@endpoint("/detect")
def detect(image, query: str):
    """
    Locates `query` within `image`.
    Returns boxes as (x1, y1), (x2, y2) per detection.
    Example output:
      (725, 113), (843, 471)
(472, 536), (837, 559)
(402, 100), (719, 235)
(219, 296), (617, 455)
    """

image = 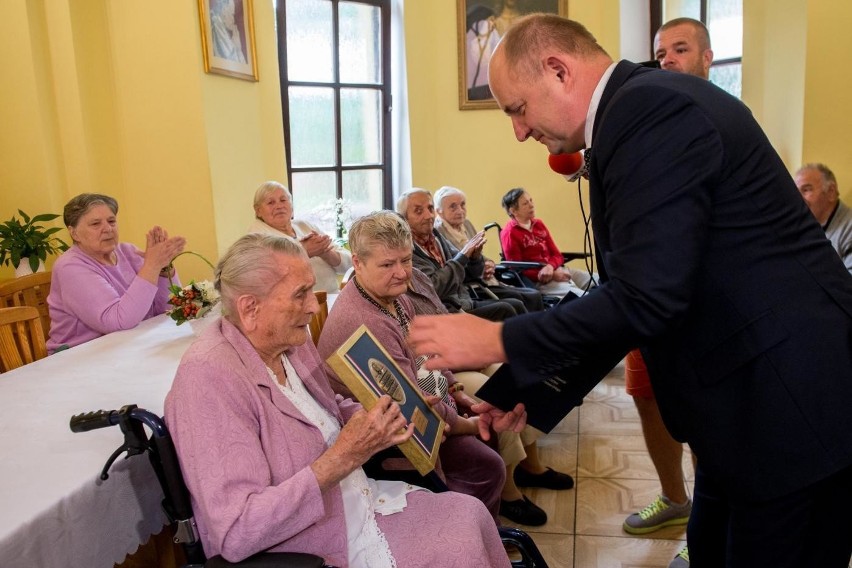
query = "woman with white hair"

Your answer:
(247, 181), (351, 293)
(434, 185), (543, 312)
(165, 233), (509, 567)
